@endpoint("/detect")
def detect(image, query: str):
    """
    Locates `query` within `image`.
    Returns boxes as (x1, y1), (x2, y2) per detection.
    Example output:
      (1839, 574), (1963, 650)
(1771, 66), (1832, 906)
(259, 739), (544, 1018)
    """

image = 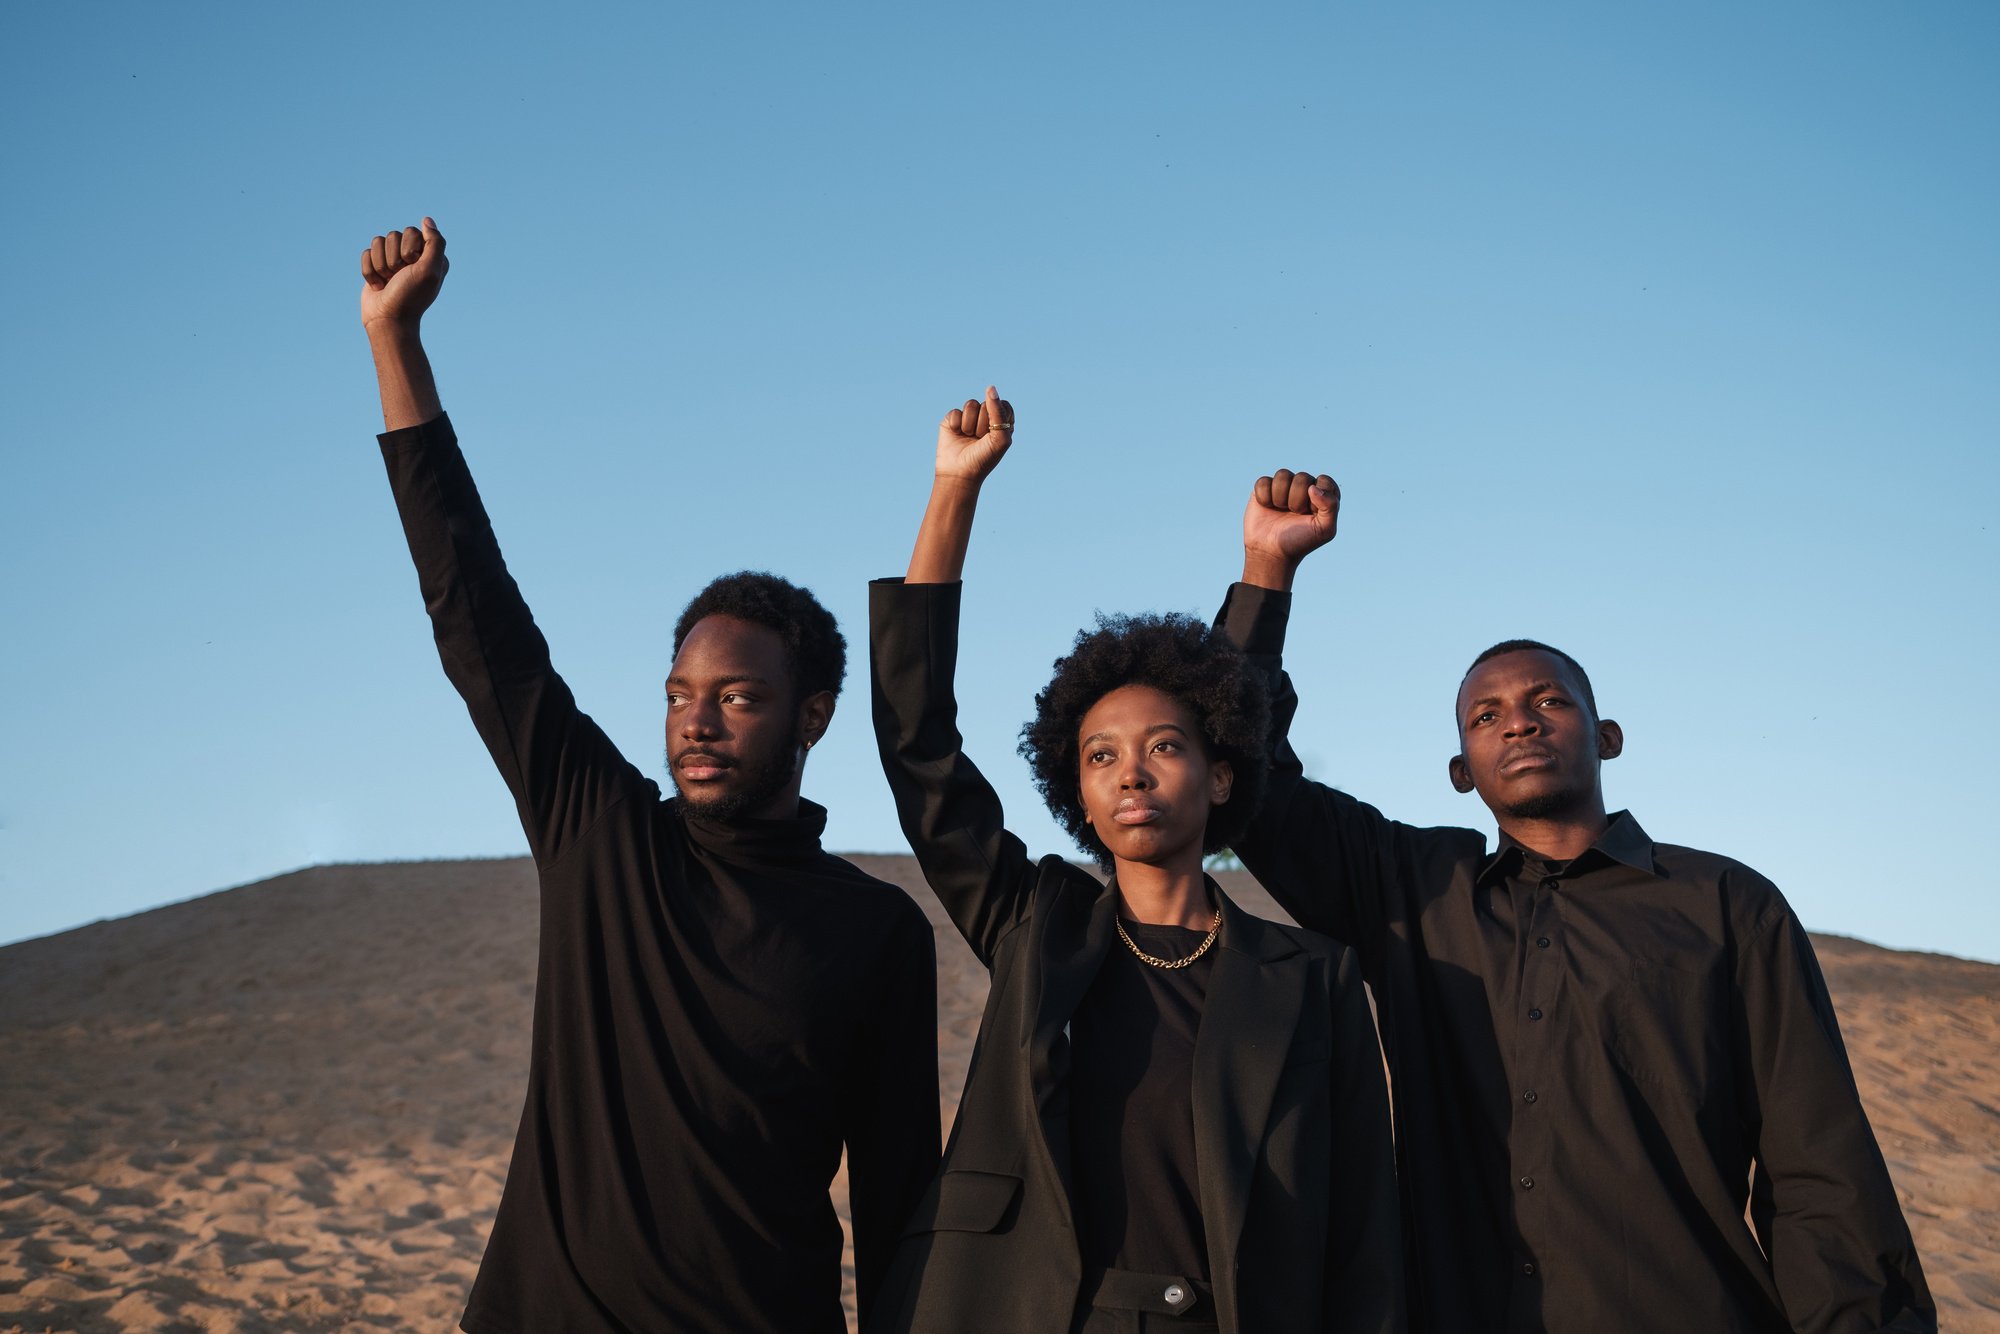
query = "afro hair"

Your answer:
(1018, 611), (1270, 870)
(671, 571), (847, 701)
